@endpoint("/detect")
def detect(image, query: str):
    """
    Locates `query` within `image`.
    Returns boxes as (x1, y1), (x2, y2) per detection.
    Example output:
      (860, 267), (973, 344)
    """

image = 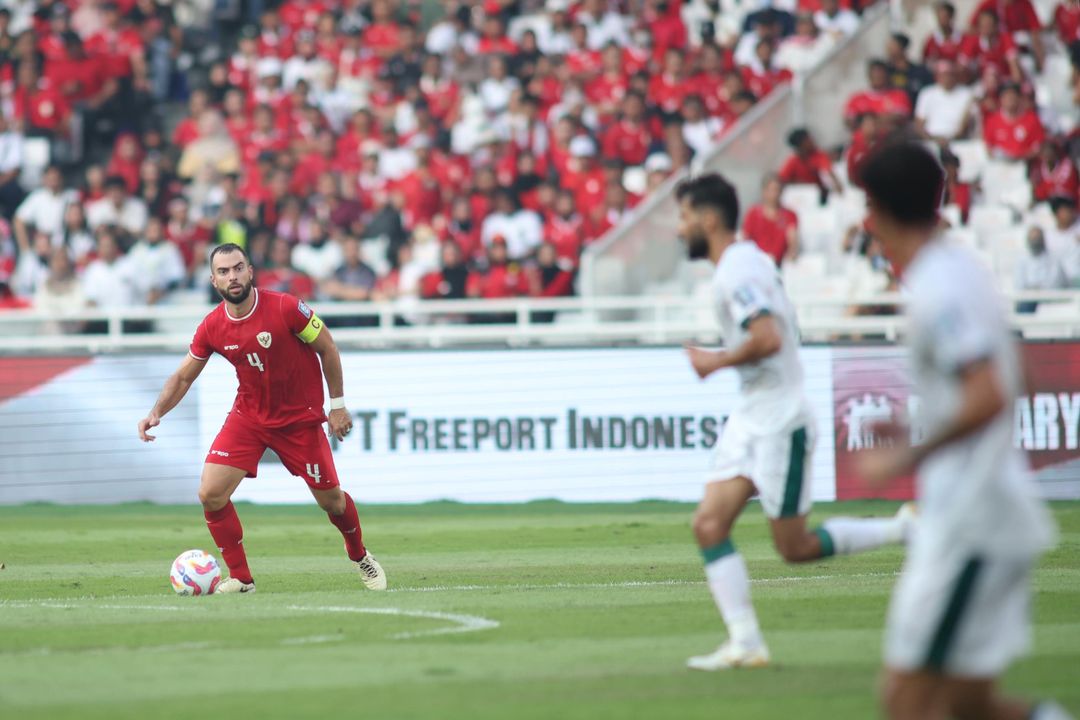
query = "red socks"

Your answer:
(204, 502), (253, 584)
(328, 492), (367, 562)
